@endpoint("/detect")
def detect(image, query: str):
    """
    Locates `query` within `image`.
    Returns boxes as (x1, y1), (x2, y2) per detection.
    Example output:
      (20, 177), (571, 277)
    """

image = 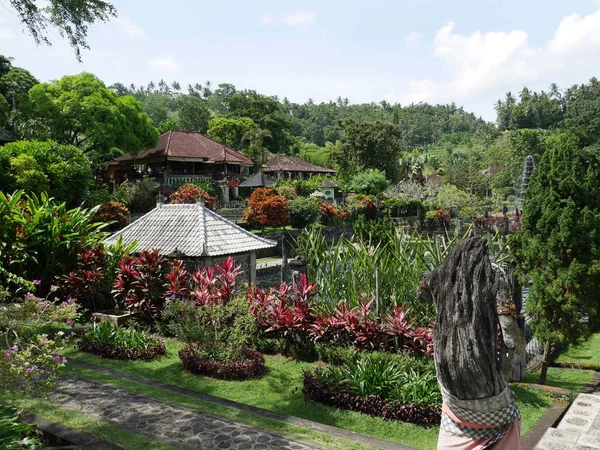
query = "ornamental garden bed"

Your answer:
(178, 347), (265, 381)
(77, 322), (165, 361)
